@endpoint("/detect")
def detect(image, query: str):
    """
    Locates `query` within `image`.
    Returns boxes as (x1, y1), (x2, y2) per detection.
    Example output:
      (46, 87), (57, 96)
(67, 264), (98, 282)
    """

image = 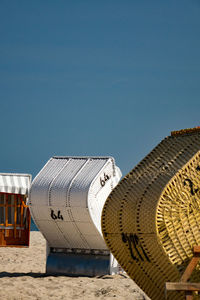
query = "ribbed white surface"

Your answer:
(29, 156), (121, 250)
(0, 173), (31, 195)
(50, 158), (88, 207)
(29, 159), (67, 206)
